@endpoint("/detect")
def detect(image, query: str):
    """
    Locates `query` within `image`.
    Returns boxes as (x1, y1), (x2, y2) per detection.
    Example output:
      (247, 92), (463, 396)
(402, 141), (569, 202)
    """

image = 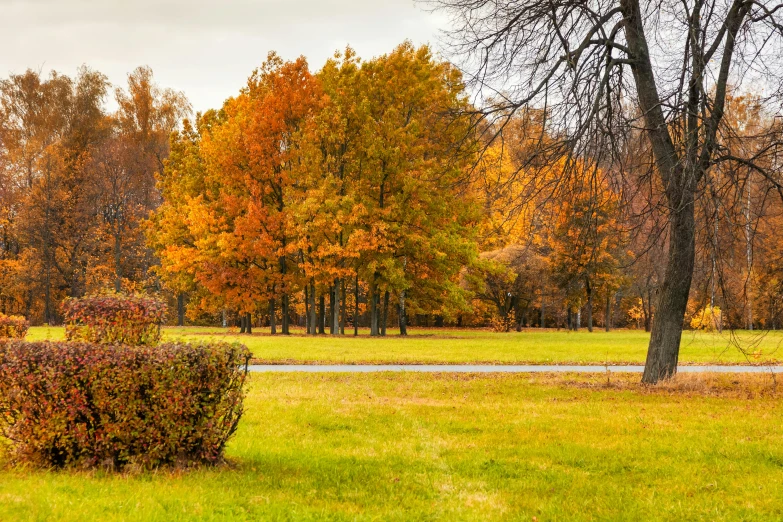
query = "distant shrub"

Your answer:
(0, 314), (29, 339)
(690, 306), (723, 331)
(62, 294), (167, 345)
(0, 340), (251, 470)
